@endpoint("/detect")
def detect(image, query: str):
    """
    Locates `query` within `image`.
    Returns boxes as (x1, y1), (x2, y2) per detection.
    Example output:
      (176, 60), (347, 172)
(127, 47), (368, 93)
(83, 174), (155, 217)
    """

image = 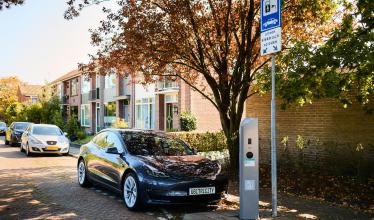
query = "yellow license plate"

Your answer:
(46, 146), (59, 150)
